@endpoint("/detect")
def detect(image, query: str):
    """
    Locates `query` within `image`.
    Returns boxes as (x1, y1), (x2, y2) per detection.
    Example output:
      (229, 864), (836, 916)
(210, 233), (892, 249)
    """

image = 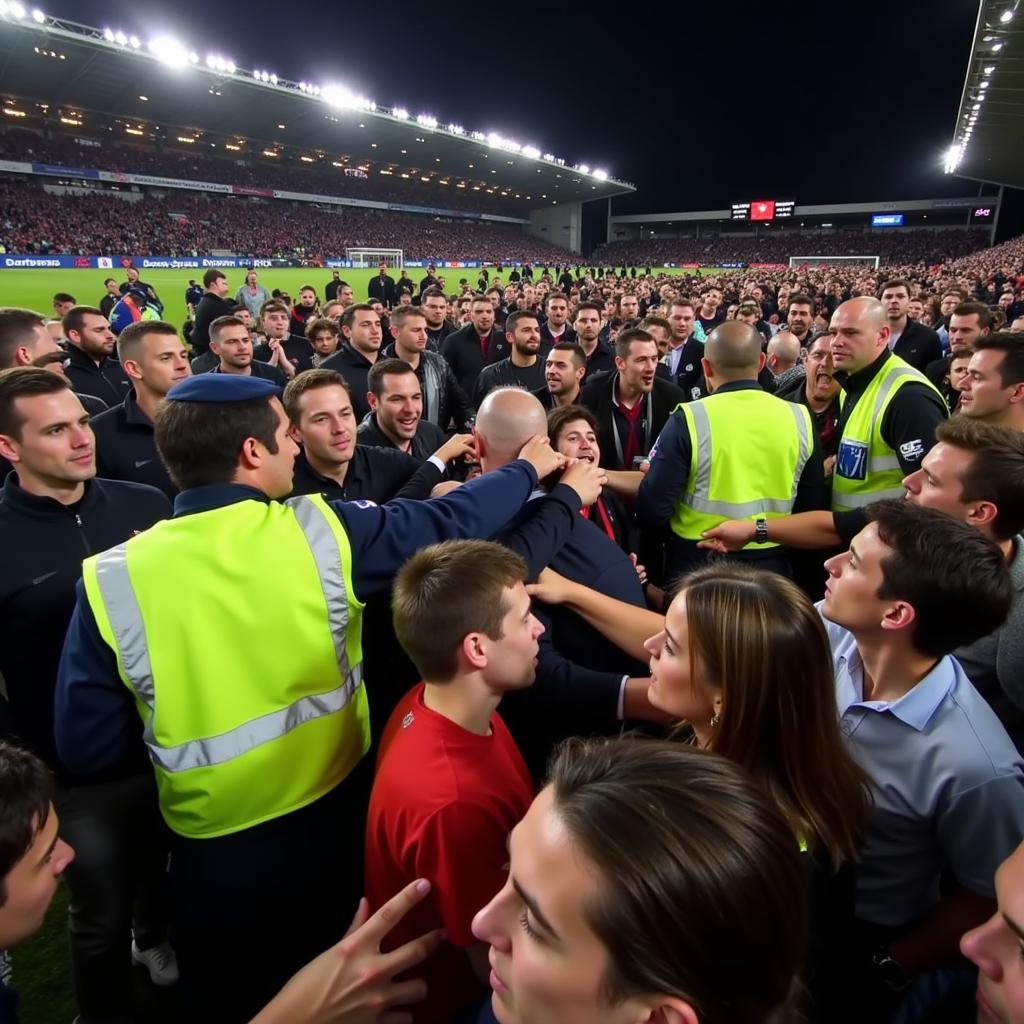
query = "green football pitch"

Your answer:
(1, 265), (724, 331)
